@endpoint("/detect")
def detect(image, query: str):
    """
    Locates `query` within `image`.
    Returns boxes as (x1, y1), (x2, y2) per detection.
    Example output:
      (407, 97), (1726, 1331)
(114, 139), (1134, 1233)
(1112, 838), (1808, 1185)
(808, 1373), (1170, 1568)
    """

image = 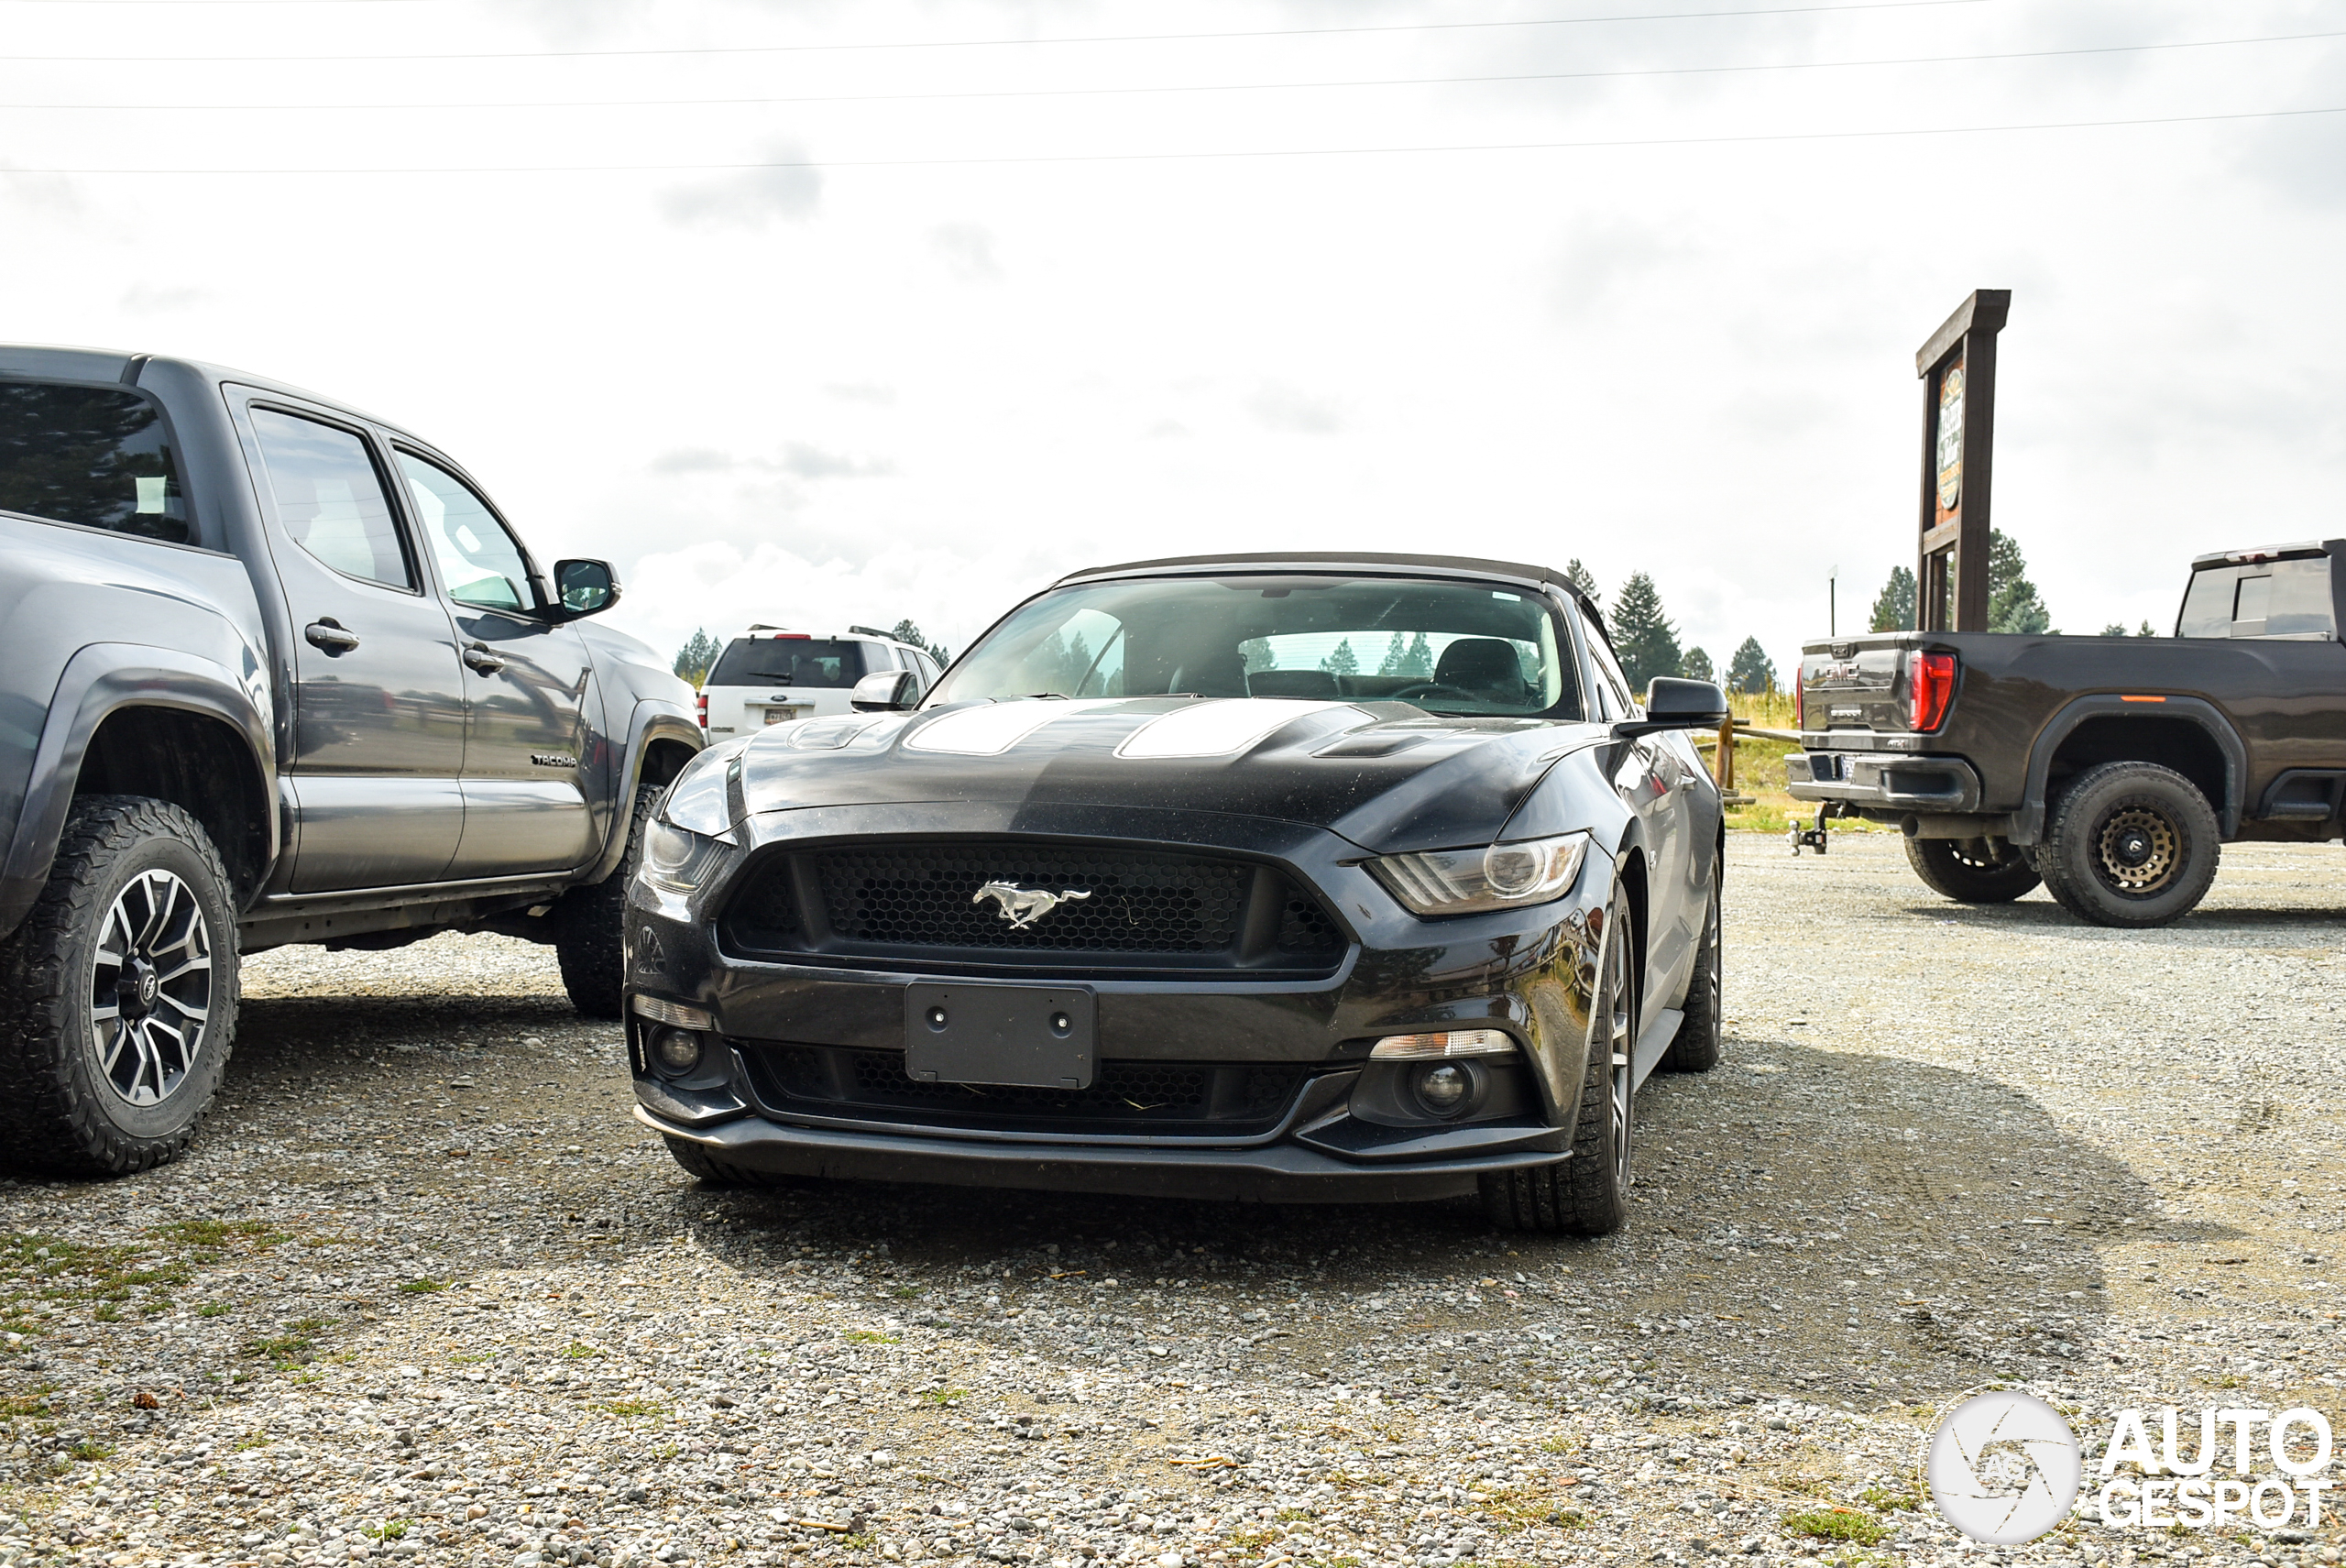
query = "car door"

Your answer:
(1579, 609), (1694, 1012)
(393, 448), (597, 879)
(236, 396), (468, 892)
